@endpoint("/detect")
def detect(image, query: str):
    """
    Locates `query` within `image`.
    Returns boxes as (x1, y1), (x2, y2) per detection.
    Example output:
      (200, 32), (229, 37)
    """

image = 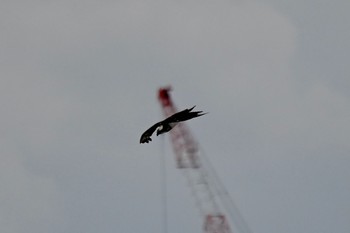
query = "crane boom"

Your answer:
(158, 87), (232, 233)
